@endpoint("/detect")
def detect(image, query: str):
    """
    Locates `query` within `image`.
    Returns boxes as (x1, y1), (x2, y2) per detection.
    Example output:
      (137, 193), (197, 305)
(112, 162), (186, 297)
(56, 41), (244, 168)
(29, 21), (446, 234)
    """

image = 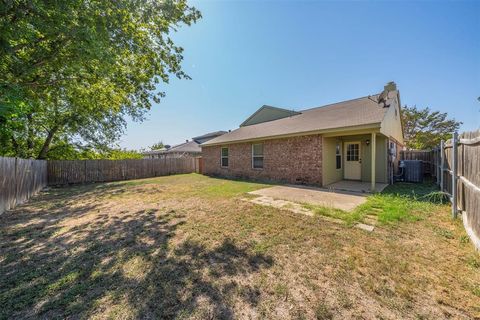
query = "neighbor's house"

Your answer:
(201, 82), (404, 191)
(143, 131), (227, 159)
